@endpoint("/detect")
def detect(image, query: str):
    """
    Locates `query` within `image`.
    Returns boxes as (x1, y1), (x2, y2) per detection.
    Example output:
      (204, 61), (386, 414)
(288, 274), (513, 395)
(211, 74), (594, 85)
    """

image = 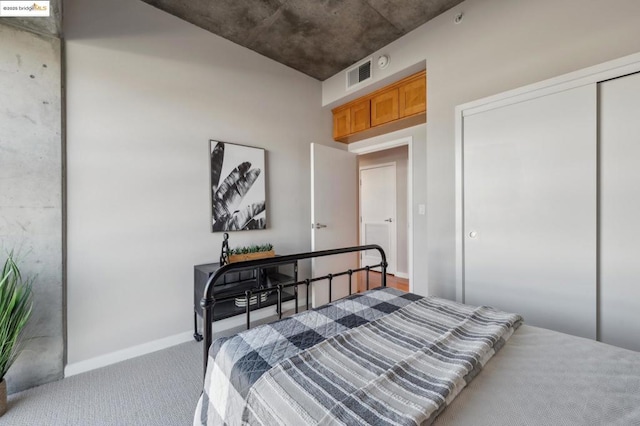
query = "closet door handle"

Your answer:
(384, 218), (393, 223)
